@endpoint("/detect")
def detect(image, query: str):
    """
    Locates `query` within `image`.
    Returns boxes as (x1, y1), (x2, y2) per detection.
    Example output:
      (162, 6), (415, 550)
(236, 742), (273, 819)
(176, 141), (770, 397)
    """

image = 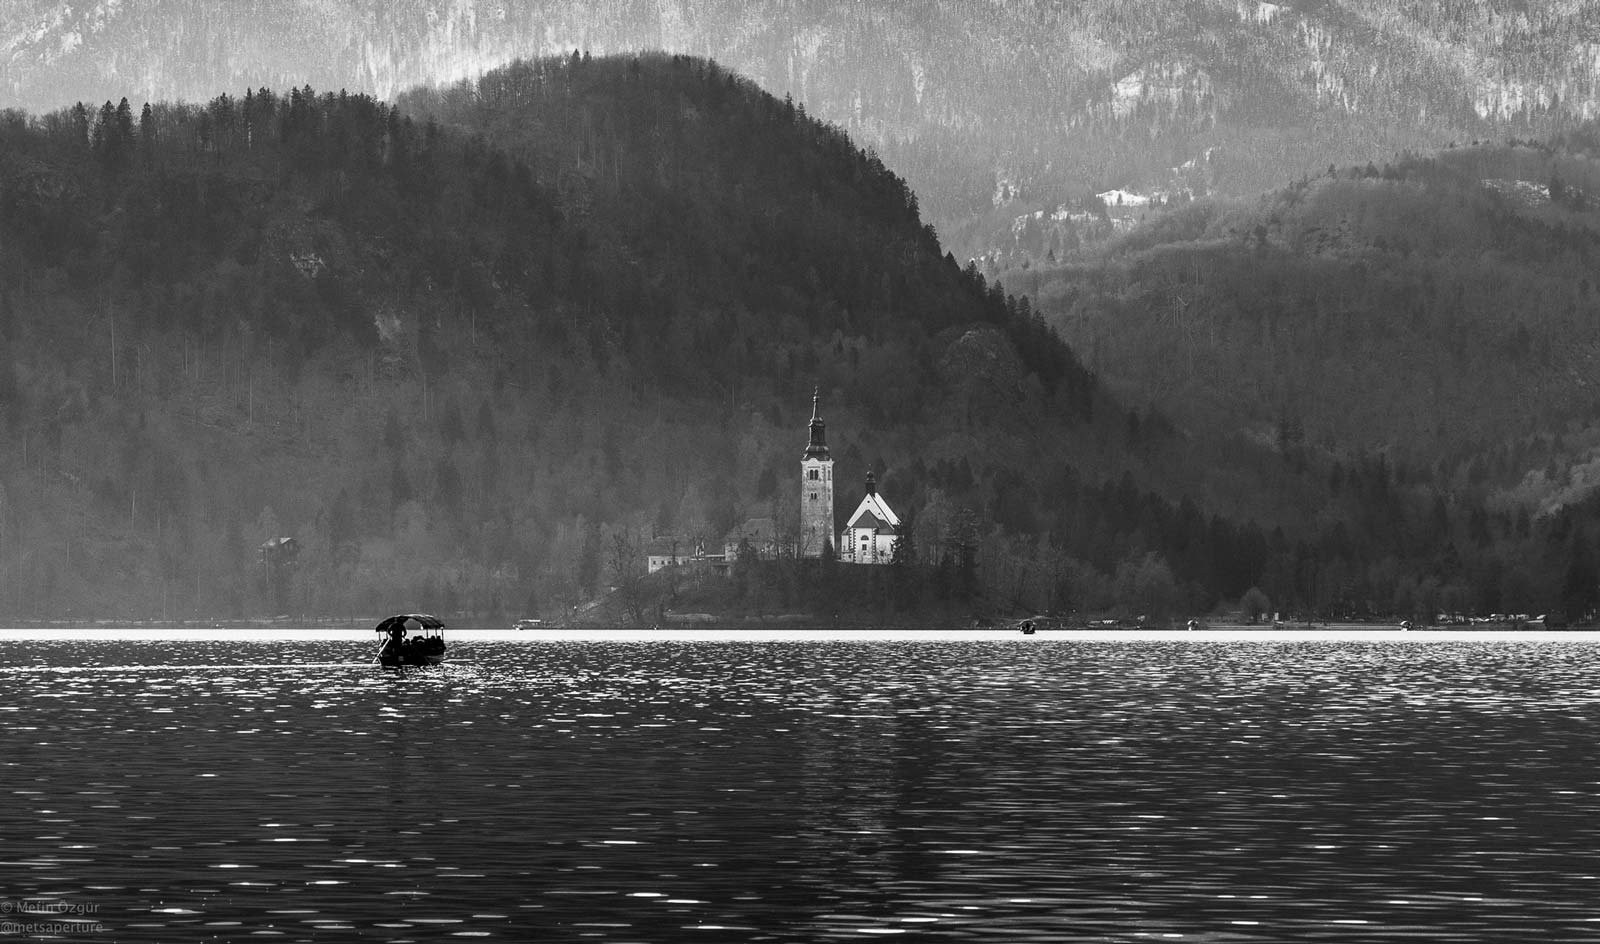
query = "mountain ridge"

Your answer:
(6, 0), (1600, 258)
(998, 134), (1600, 508)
